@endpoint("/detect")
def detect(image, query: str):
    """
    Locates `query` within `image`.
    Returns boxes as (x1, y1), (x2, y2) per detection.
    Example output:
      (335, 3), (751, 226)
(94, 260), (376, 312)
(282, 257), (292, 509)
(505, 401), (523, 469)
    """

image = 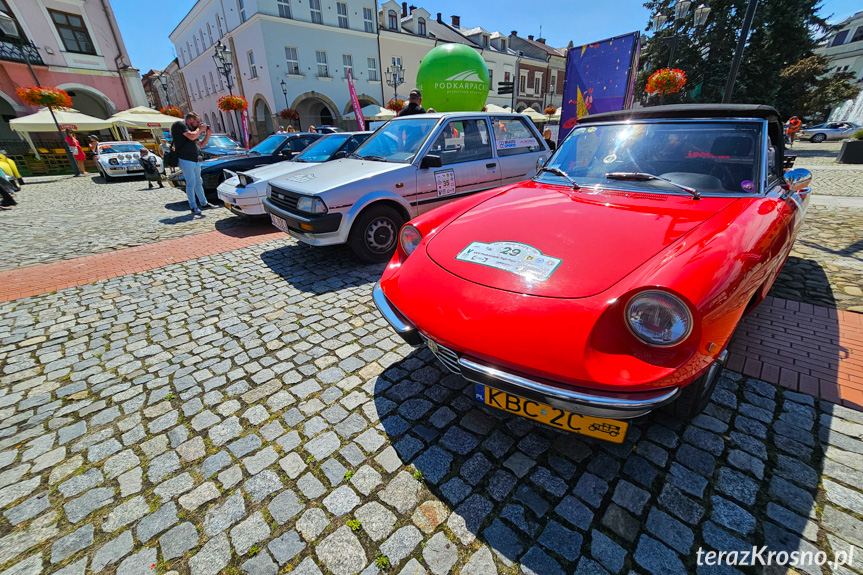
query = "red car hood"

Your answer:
(426, 182), (739, 298)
